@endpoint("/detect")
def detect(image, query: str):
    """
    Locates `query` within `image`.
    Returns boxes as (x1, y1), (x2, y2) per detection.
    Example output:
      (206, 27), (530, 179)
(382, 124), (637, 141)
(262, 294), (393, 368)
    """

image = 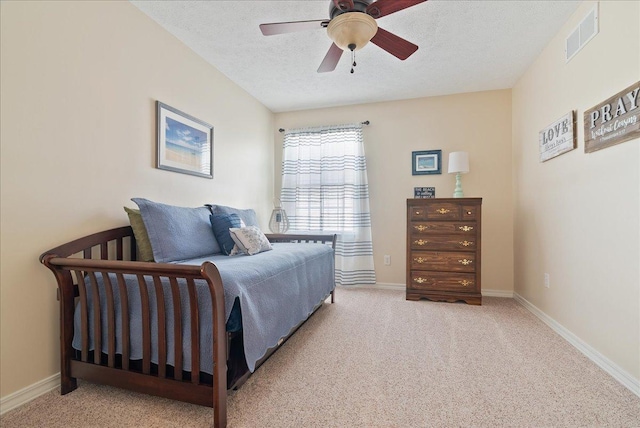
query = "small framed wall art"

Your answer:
(156, 101), (214, 179)
(414, 187), (435, 198)
(412, 150), (442, 175)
